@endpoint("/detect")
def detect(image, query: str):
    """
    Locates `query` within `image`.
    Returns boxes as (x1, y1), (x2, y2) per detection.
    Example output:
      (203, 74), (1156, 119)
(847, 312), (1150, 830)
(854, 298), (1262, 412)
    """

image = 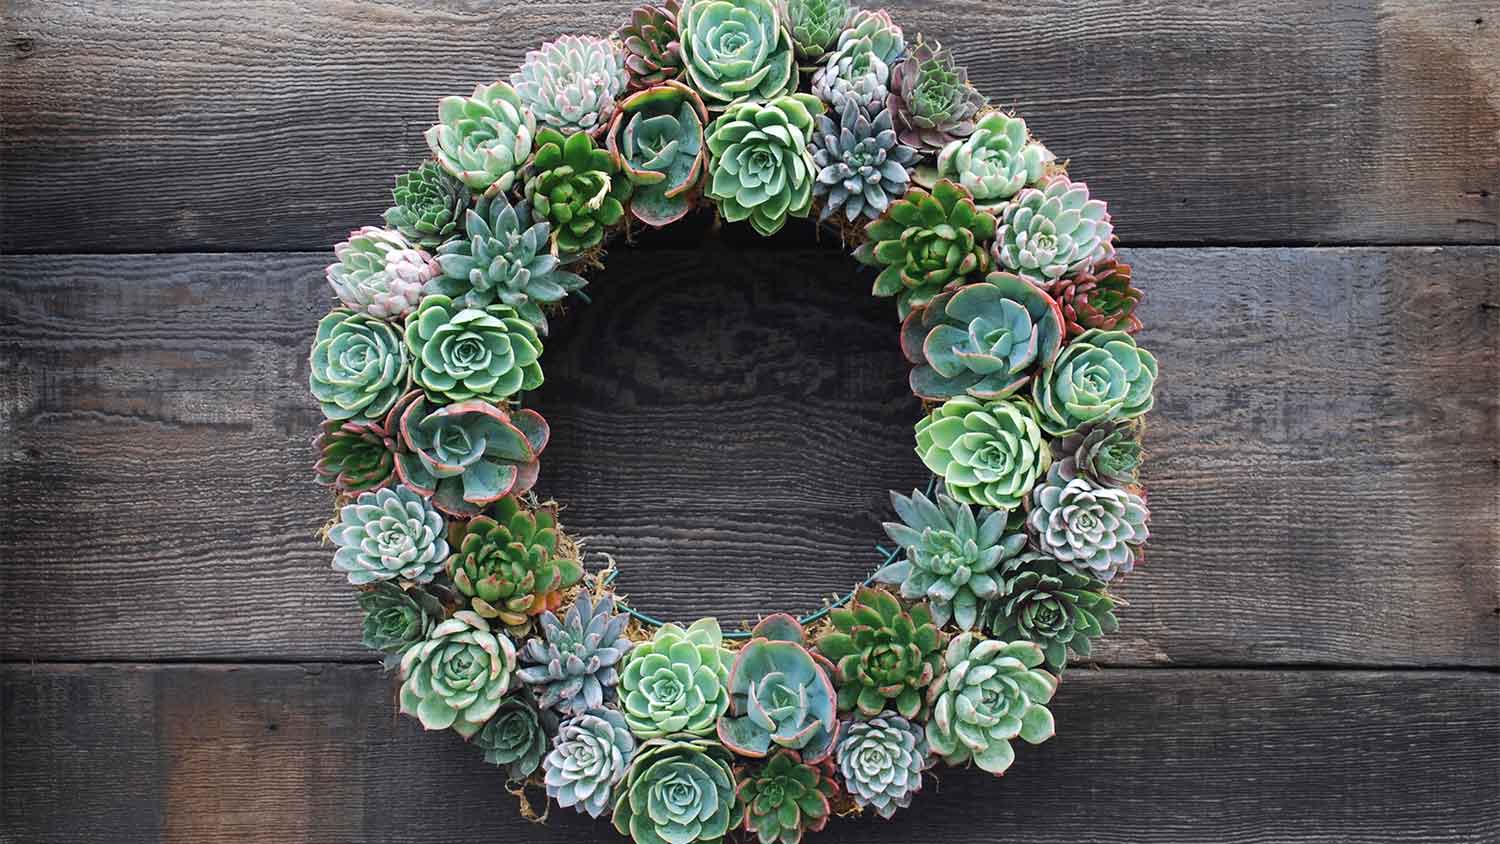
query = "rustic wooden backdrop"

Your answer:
(2, 1), (1497, 842)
